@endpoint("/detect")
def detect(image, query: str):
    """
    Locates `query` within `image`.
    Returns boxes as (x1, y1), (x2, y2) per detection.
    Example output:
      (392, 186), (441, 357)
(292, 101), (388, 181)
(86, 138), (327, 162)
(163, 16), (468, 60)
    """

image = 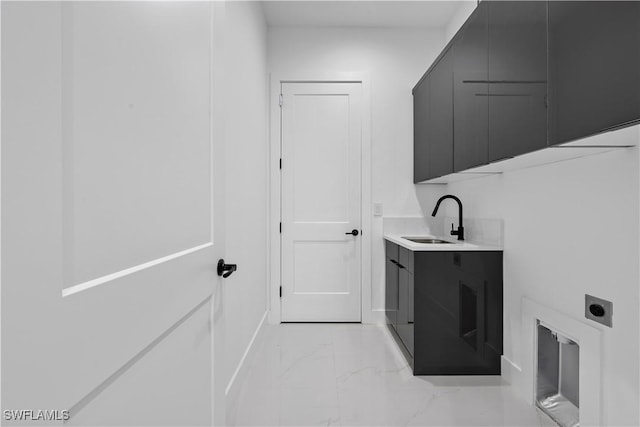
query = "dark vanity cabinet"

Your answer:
(413, 250), (503, 375)
(385, 240), (503, 375)
(548, 1), (640, 145)
(487, 1), (548, 162)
